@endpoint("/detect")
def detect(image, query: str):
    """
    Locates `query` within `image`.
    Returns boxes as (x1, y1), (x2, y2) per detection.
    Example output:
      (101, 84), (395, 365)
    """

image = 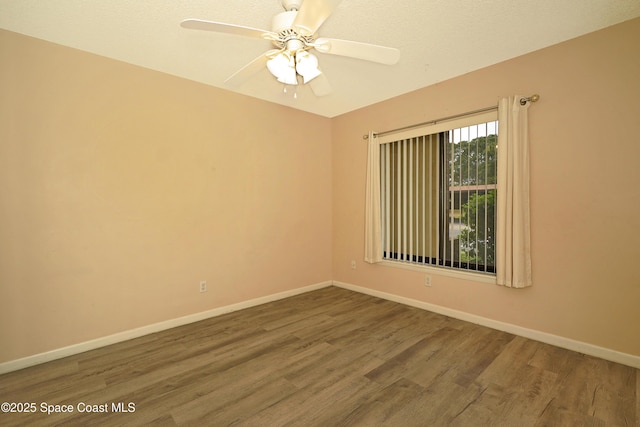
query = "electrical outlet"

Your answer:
(351, 260), (356, 270)
(199, 281), (207, 293)
(424, 275), (432, 287)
